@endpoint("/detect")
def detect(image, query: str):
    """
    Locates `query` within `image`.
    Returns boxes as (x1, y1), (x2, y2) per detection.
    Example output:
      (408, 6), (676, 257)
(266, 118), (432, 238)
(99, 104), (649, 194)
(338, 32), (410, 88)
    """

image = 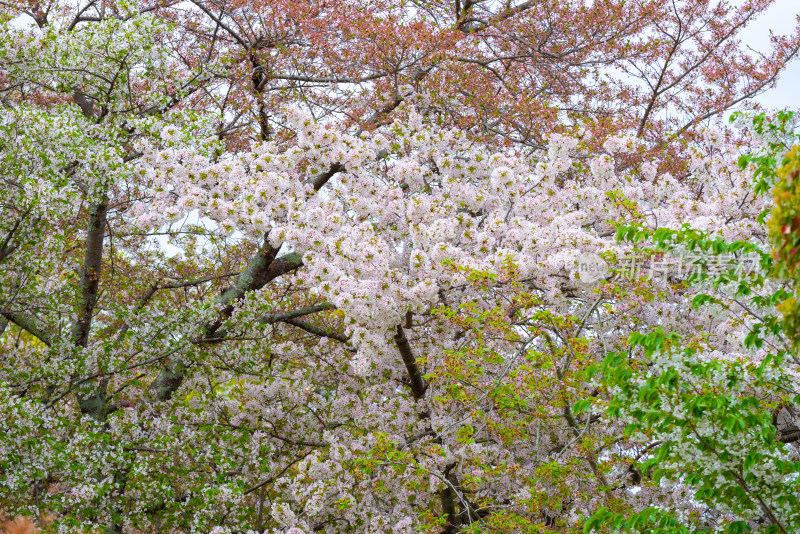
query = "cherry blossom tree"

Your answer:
(1, 0), (799, 532)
